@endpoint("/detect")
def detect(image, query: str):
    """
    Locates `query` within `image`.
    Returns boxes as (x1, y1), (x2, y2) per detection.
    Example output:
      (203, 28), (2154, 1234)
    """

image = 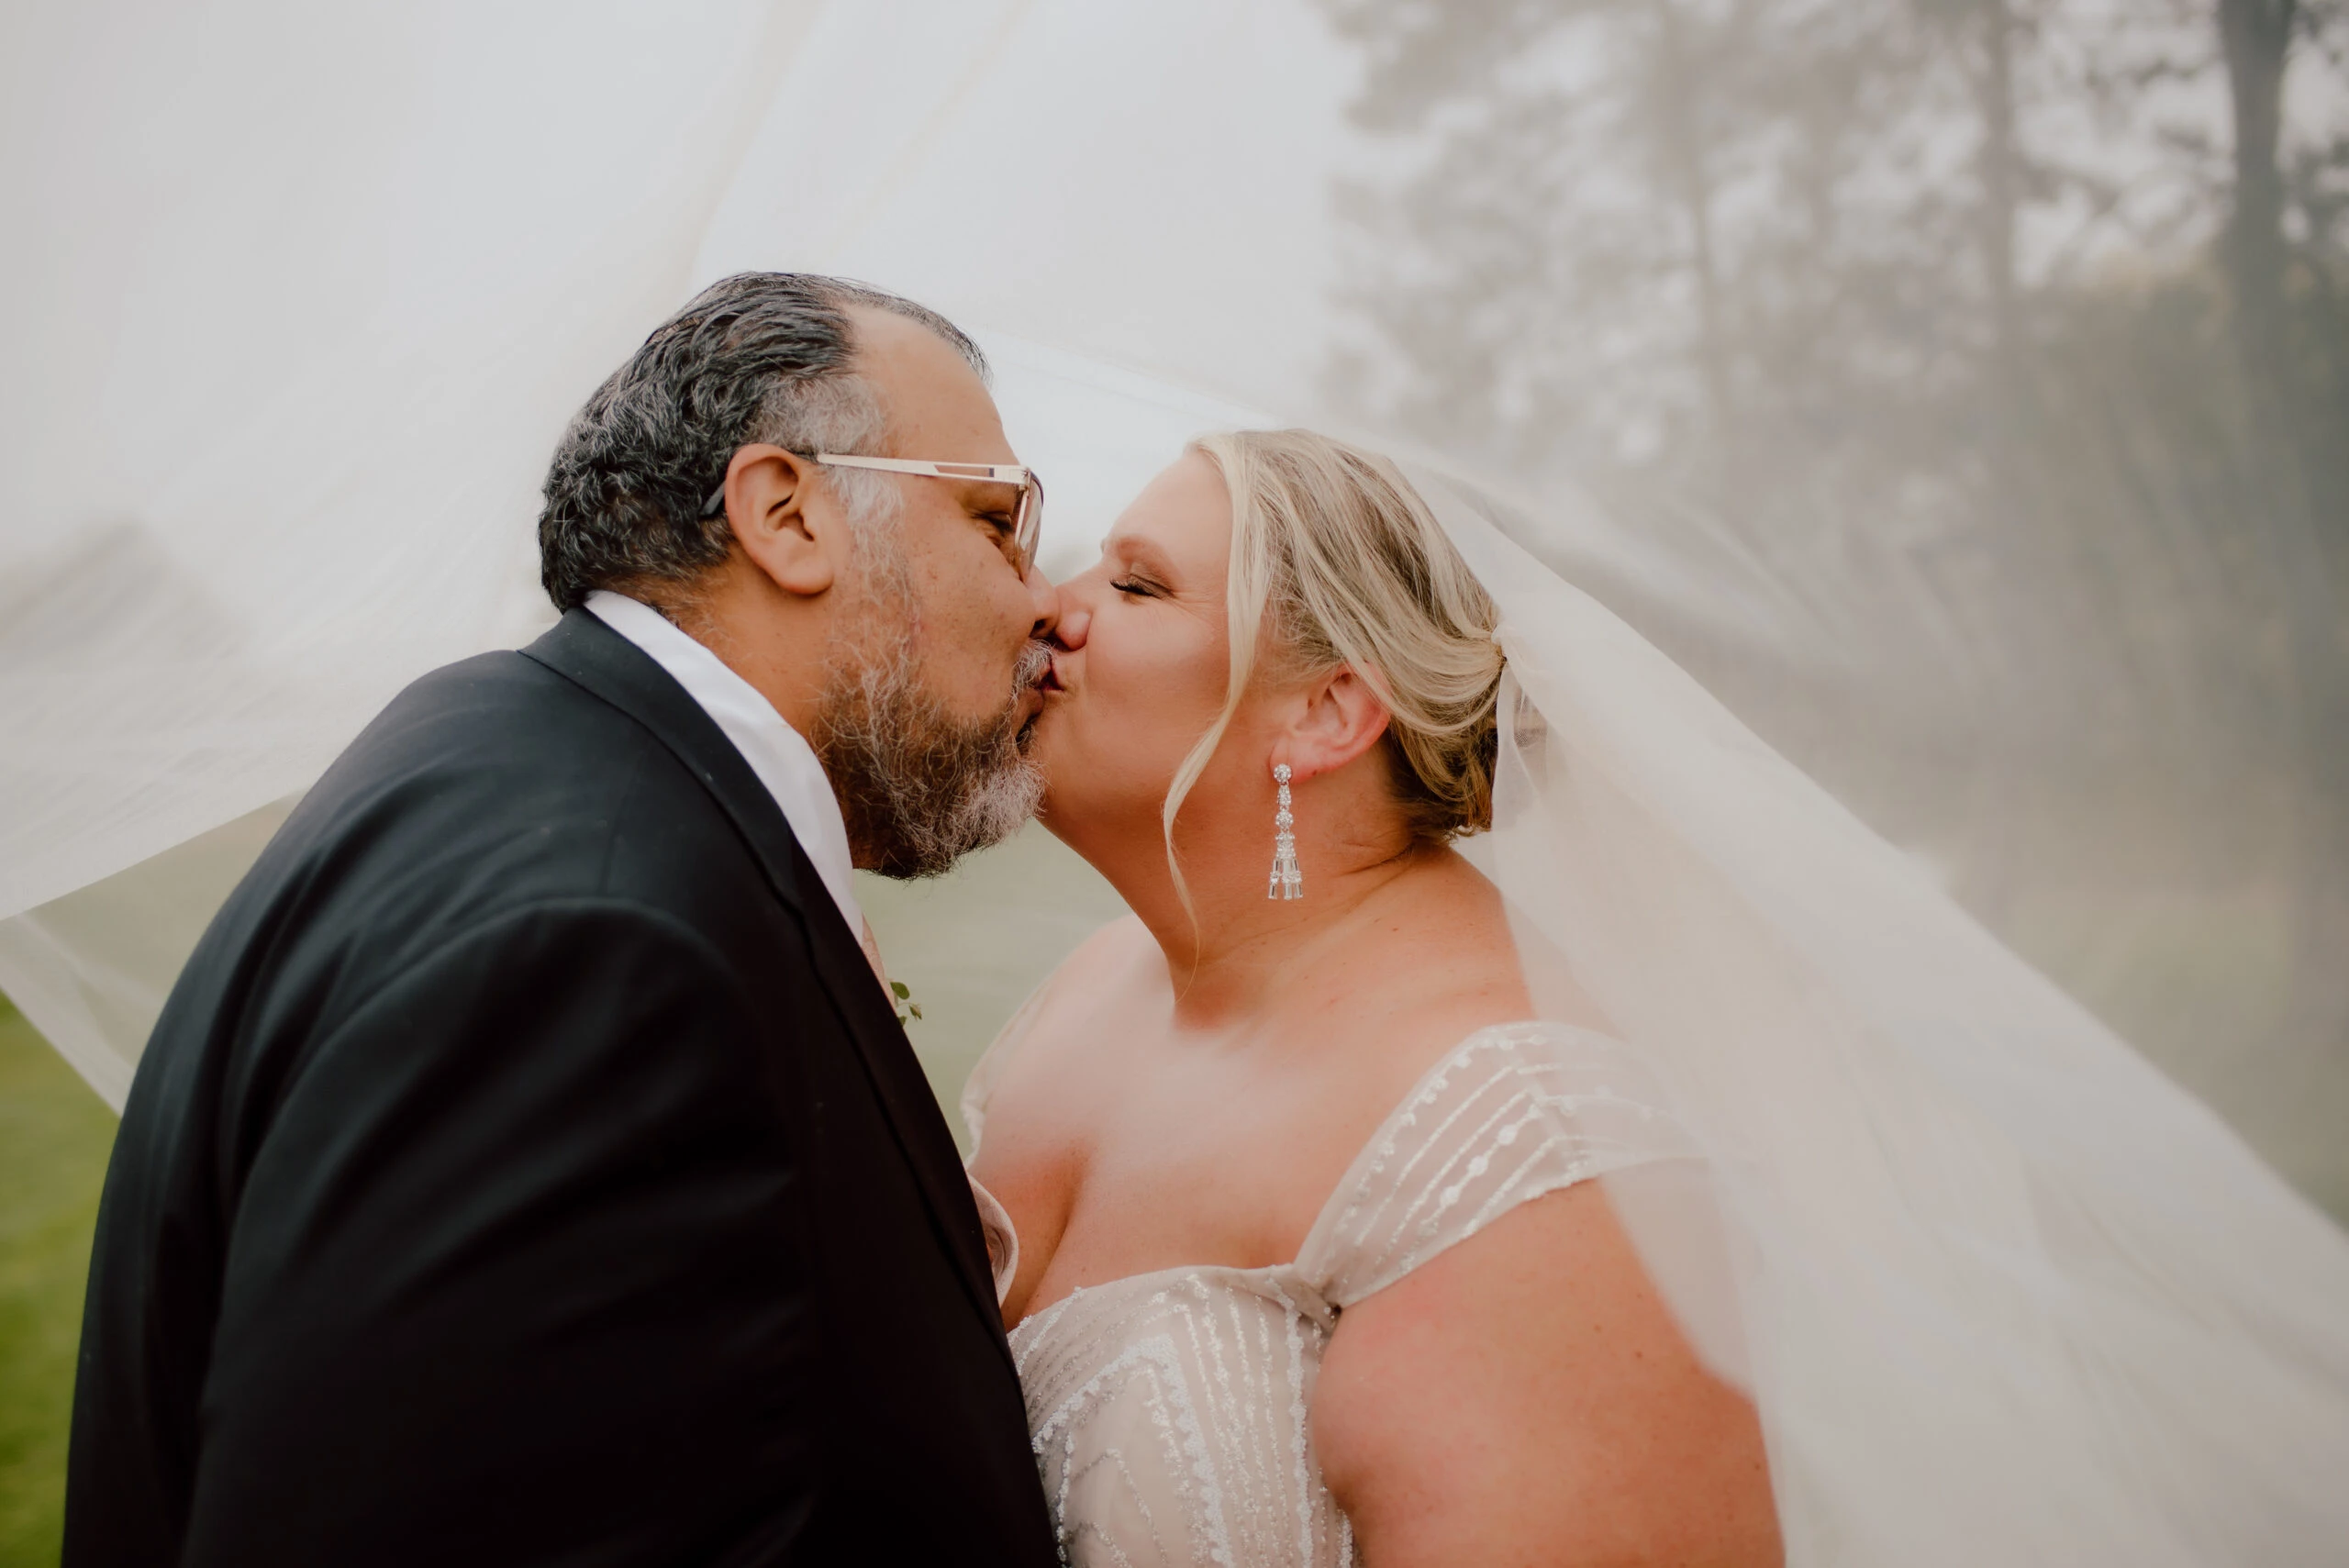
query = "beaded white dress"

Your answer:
(962, 1019), (1683, 1568)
